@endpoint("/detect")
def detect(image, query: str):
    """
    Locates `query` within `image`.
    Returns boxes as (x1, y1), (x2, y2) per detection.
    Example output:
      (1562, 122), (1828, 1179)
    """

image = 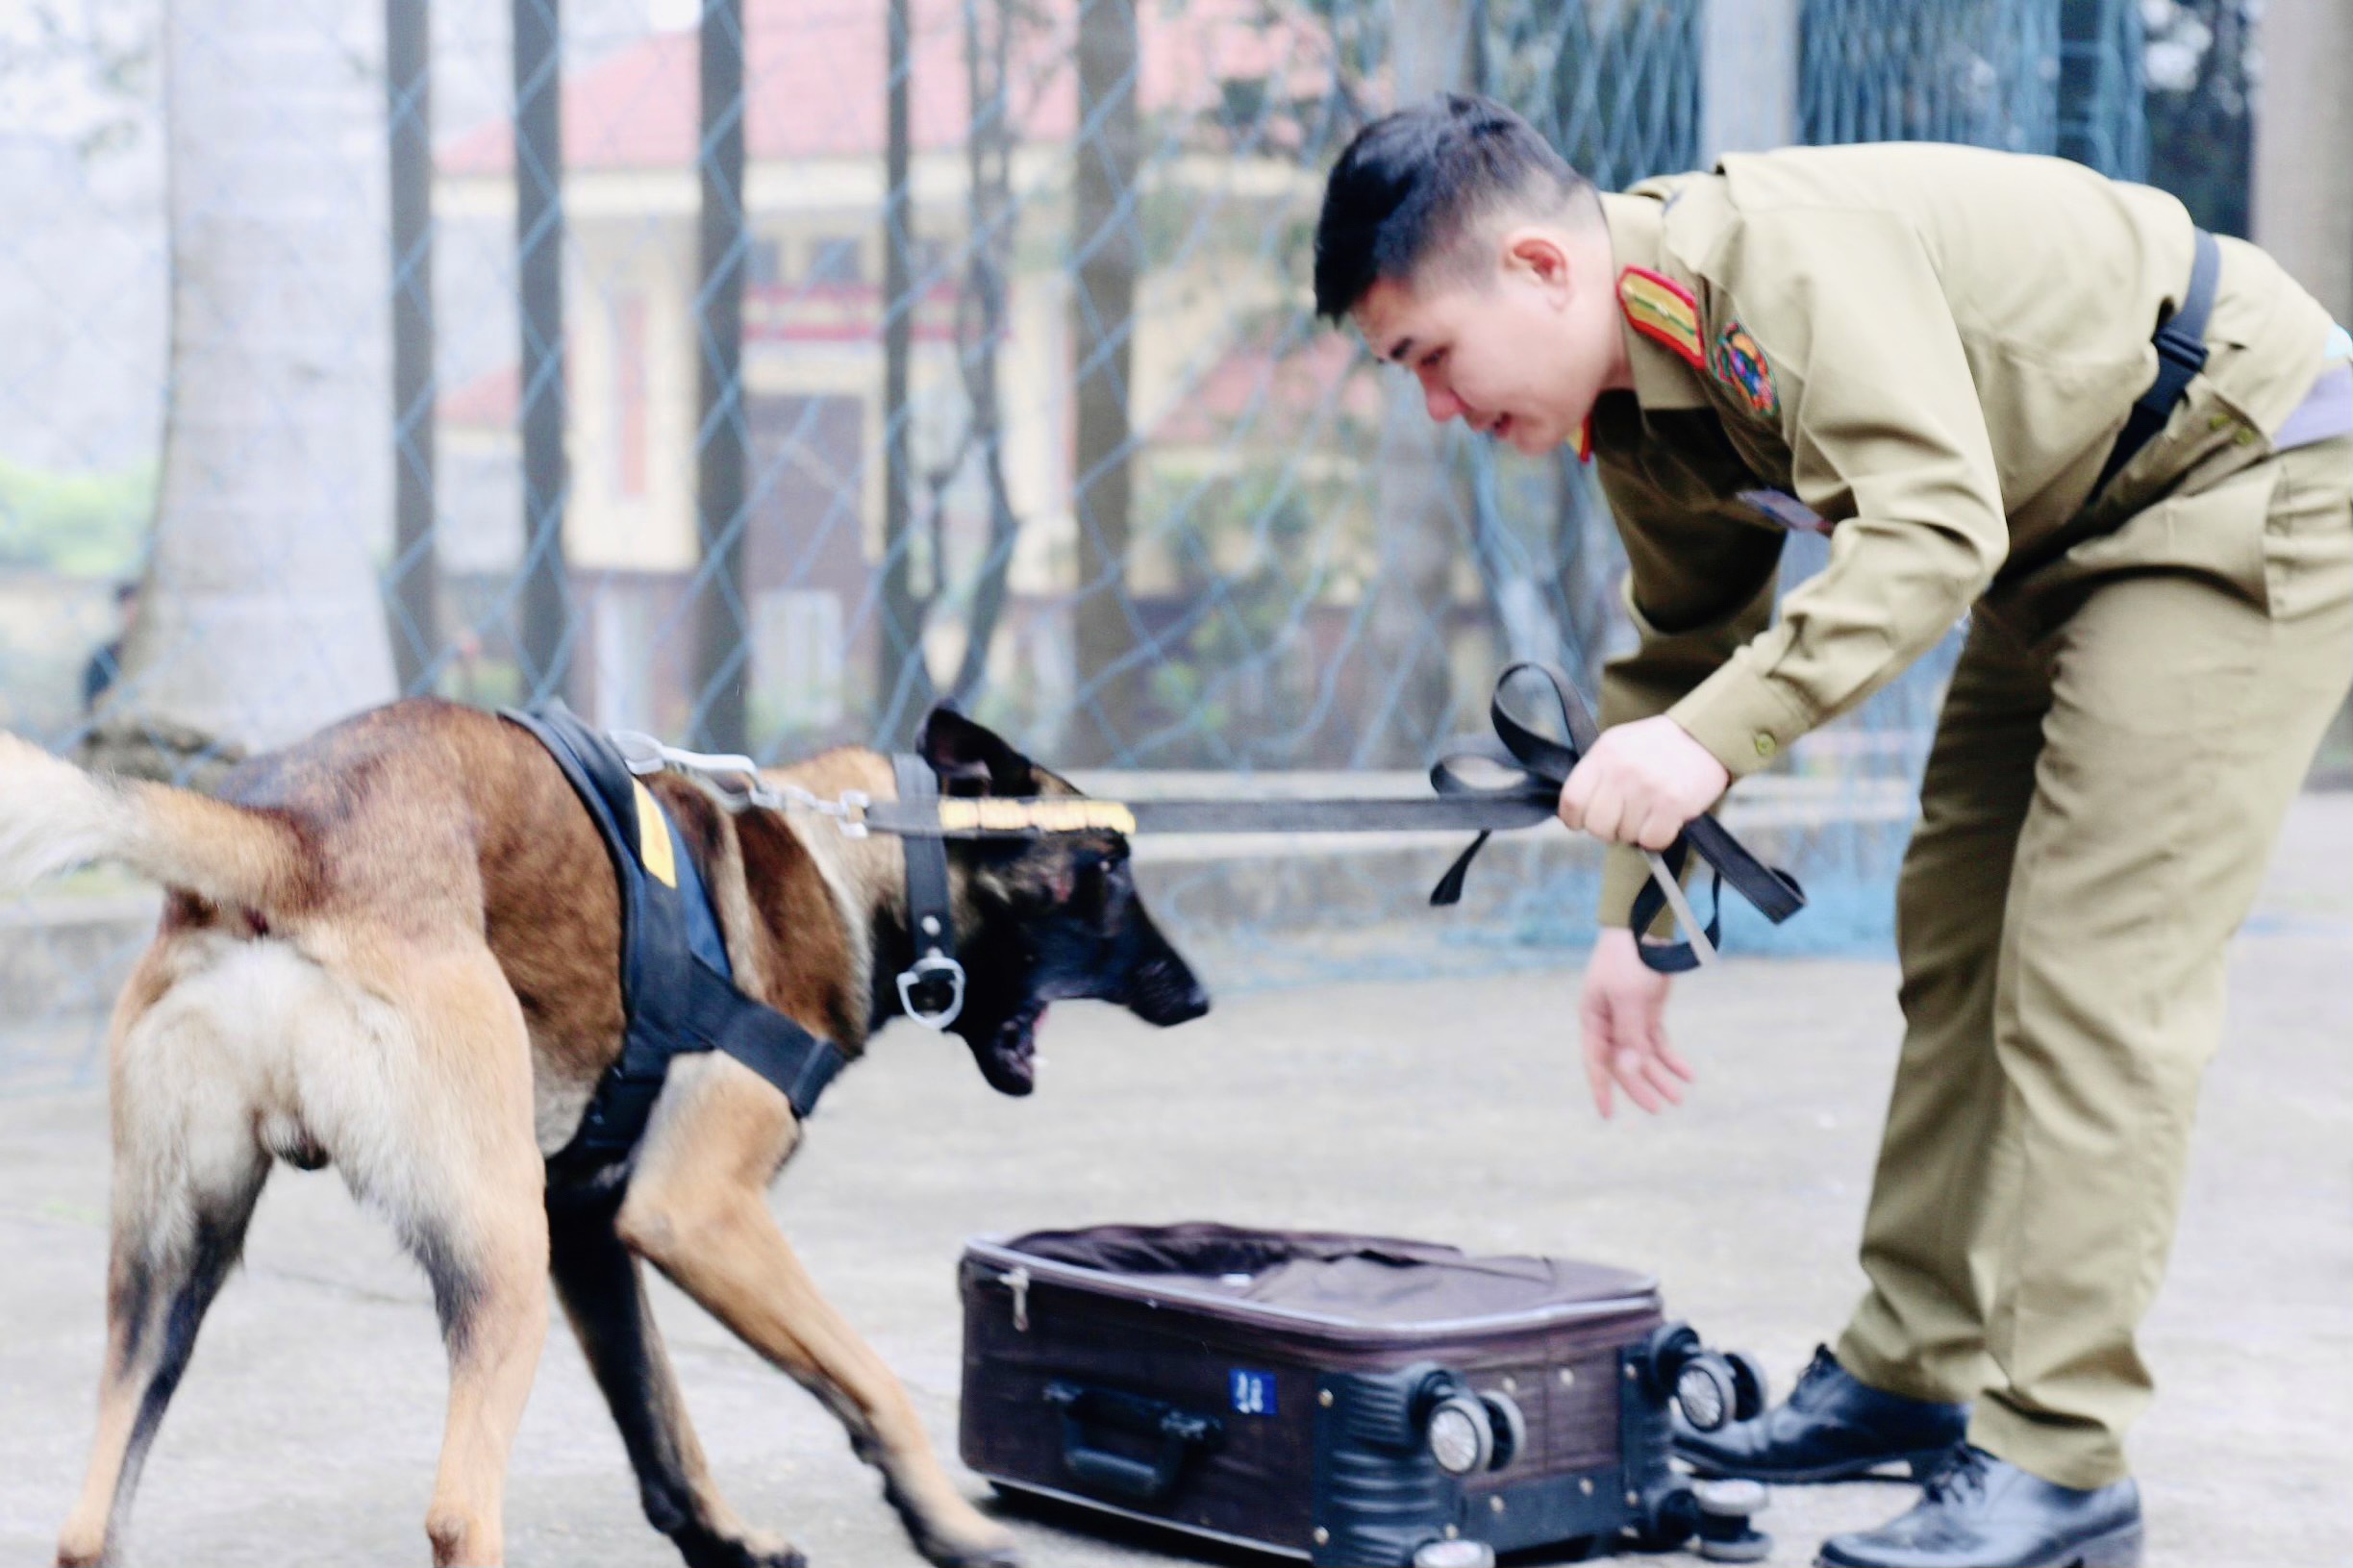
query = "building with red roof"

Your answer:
(432, 0), (1370, 739)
